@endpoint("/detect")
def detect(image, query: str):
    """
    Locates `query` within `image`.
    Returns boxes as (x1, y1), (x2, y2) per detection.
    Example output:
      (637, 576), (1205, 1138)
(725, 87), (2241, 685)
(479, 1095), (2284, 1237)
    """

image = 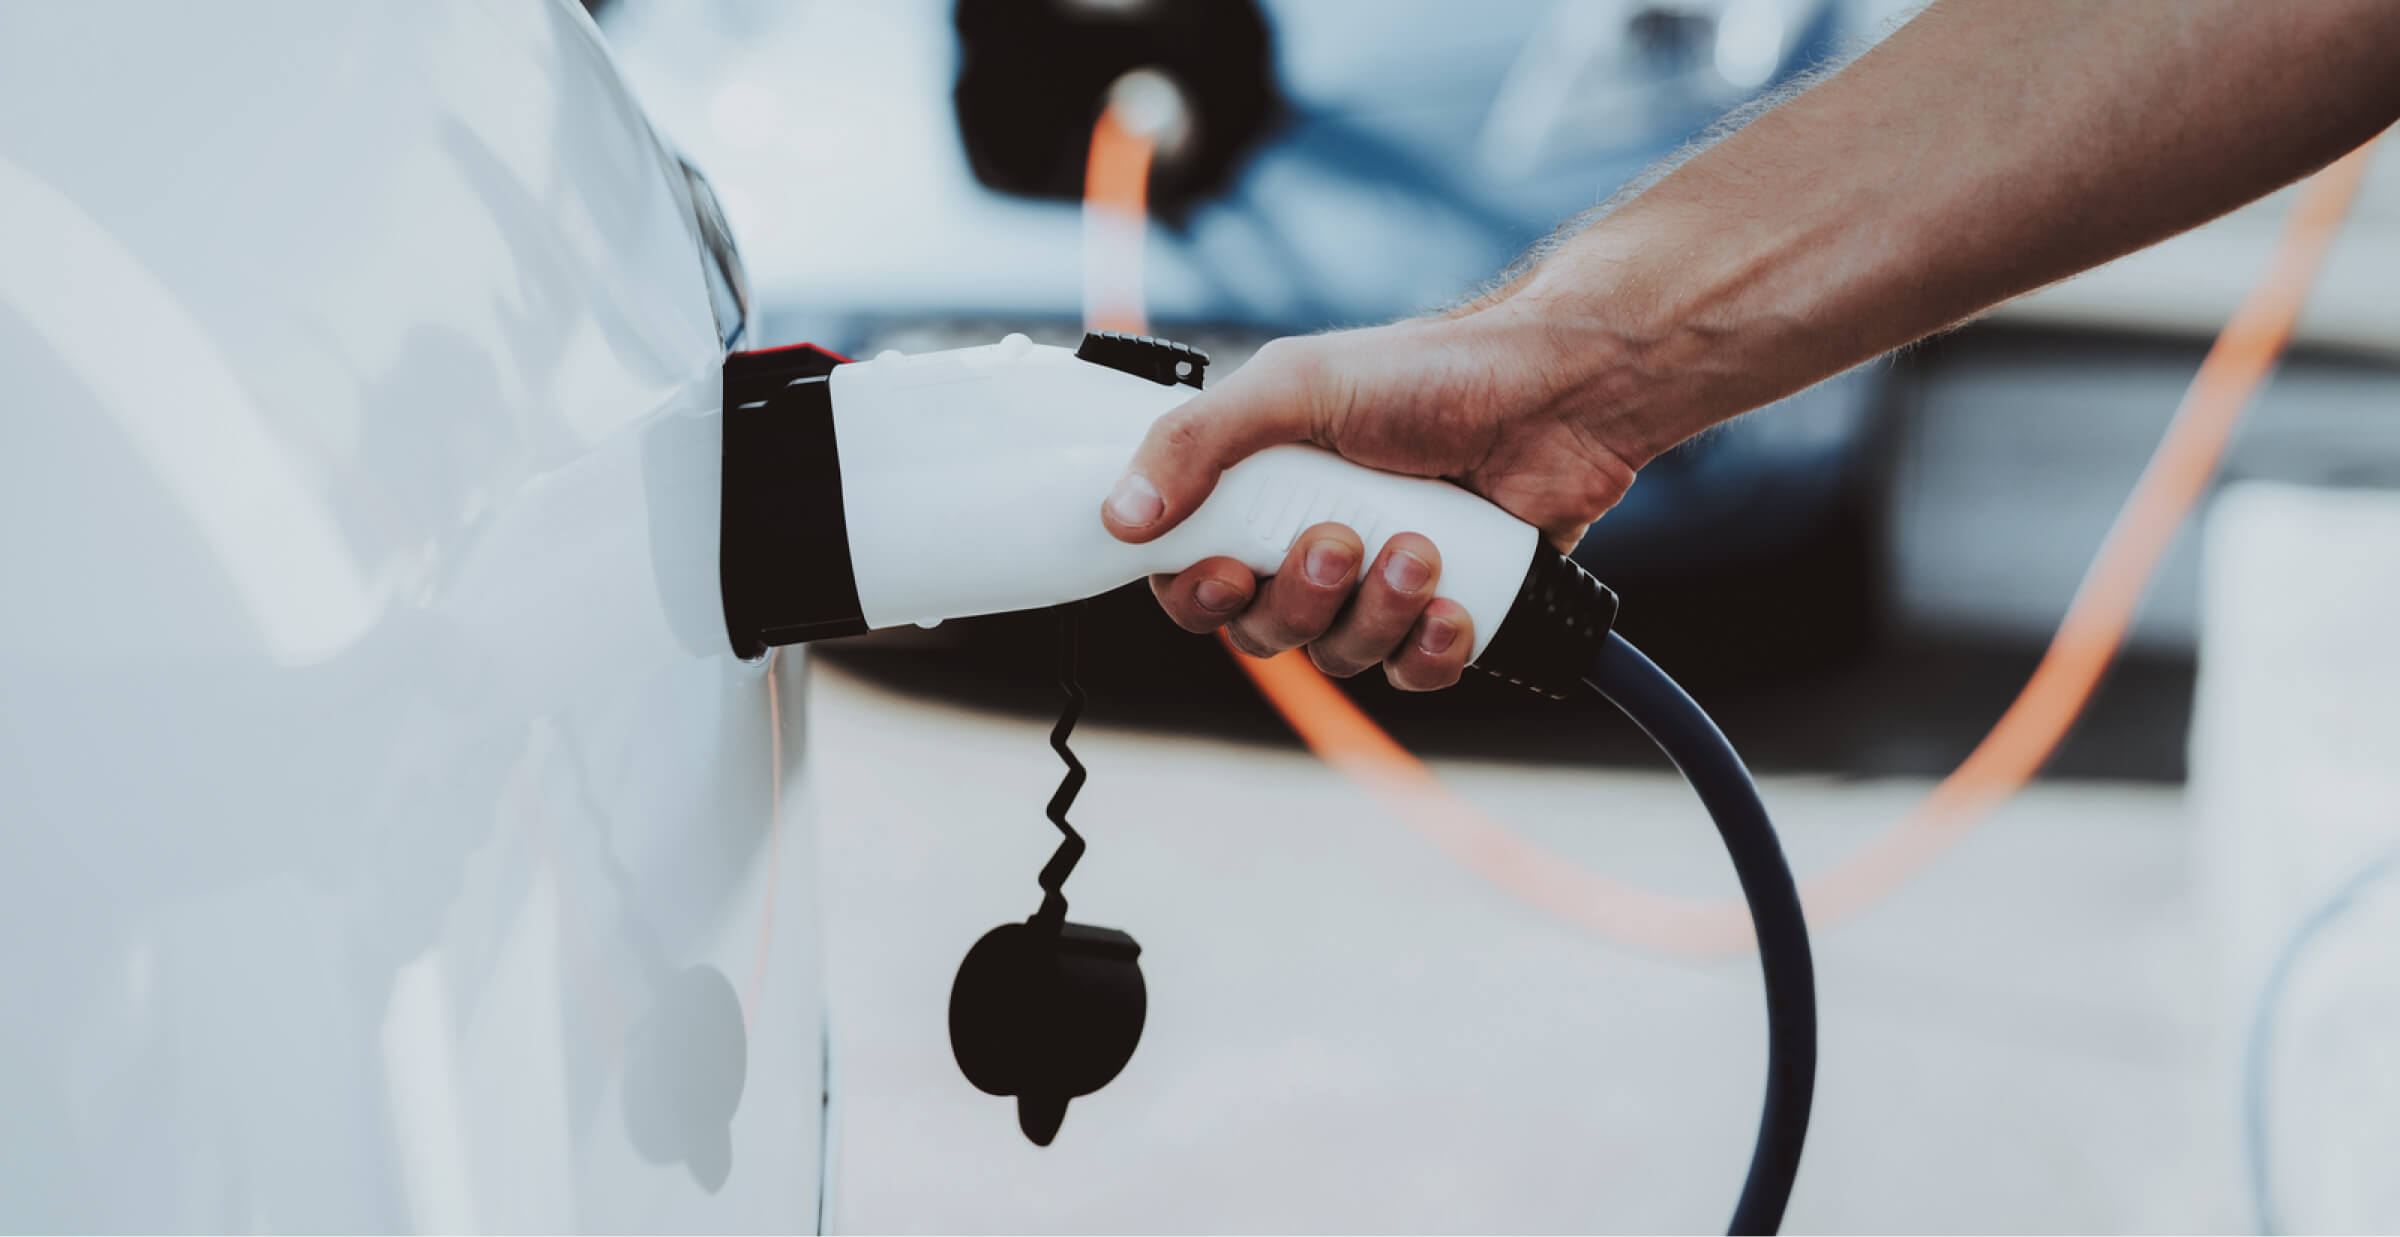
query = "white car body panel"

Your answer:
(0, 1), (823, 1229)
